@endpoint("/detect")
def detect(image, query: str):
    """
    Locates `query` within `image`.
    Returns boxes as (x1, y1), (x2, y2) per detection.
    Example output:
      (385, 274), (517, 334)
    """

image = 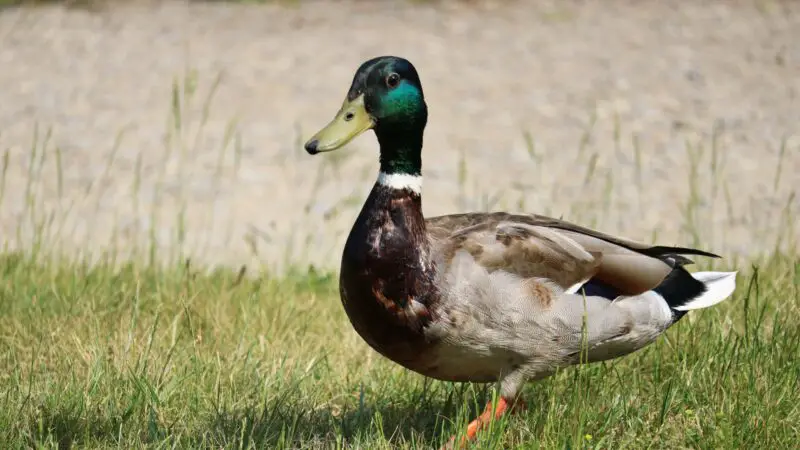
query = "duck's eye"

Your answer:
(386, 73), (400, 89)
